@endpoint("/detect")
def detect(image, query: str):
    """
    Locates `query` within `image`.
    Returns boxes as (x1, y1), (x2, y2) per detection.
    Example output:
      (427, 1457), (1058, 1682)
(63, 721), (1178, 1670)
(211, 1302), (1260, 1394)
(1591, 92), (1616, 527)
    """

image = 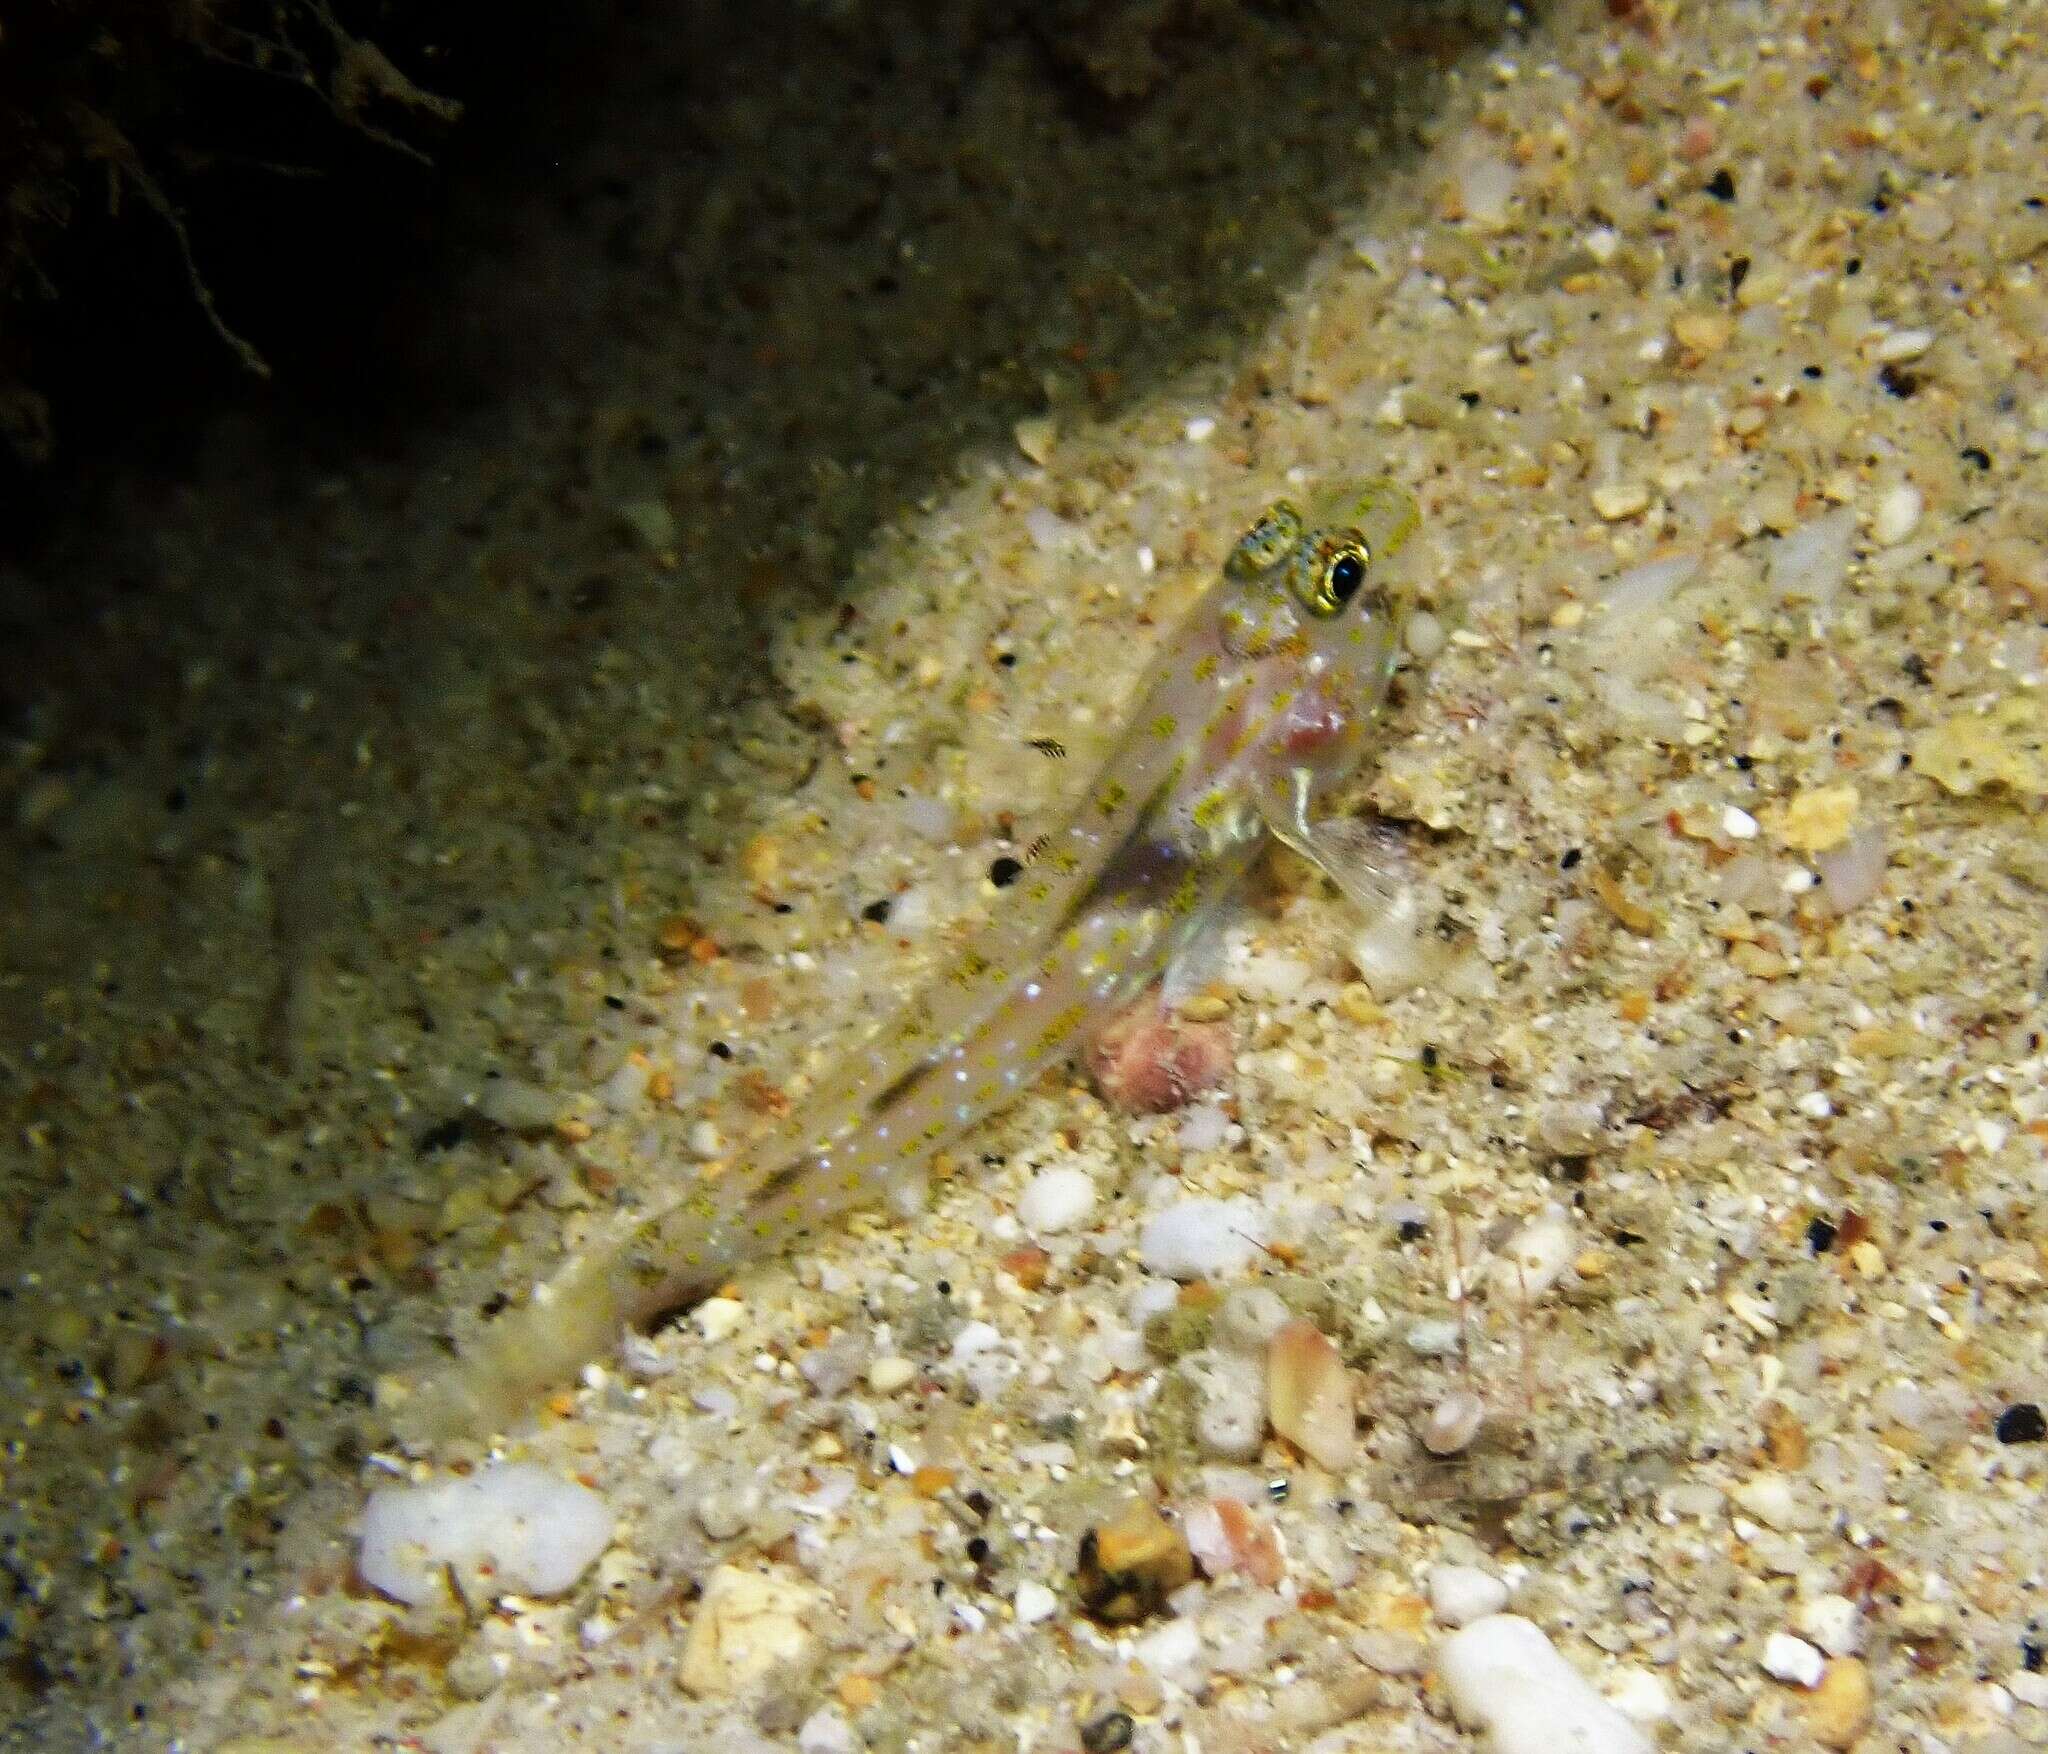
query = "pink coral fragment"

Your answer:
(1185, 1496), (1285, 1587)
(1087, 1005), (1233, 1114)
